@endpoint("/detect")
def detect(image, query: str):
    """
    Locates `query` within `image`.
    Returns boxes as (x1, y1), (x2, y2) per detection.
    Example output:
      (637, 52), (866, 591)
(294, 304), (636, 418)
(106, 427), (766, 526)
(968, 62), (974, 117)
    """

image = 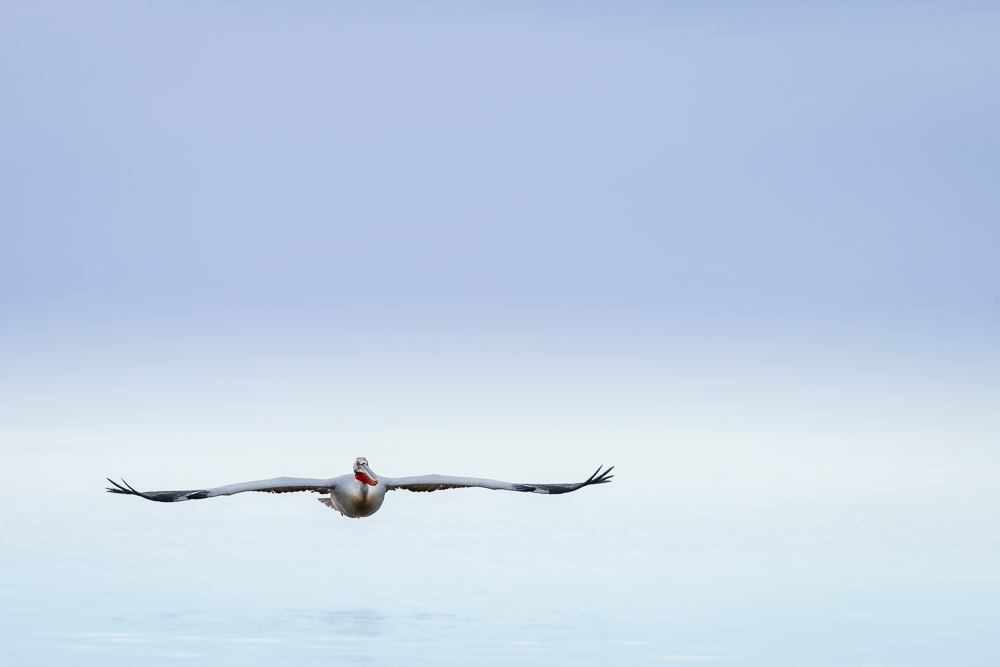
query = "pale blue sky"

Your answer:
(2, 0), (997, 447)
(1, 1), (997, 345)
